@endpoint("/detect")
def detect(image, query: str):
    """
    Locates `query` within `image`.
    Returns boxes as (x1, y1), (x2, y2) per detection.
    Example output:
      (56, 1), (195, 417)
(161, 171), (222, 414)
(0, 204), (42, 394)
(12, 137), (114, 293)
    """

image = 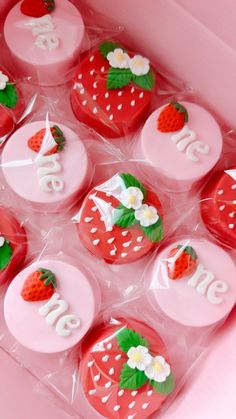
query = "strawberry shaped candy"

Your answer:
(157, 101), (188, 133)
(81, 318), (174, 419)
(21, 268), (56, 301)
(70, 41), (156, 138)
(21, 0), (55, 18)
(78, 173), (163, 264)
(0, 67), (20, 137)
(28, 125), (66, 155)
(166, 245), (198, 280)
(201, 168), (236, 248)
